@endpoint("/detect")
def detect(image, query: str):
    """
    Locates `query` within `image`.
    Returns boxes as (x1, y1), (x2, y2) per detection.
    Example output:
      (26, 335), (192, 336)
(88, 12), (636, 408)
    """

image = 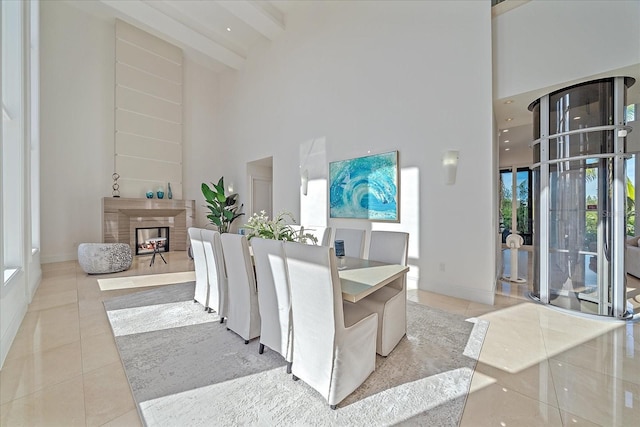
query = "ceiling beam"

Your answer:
(217, 0), (285, 41)
(100, 0), (245, 70)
